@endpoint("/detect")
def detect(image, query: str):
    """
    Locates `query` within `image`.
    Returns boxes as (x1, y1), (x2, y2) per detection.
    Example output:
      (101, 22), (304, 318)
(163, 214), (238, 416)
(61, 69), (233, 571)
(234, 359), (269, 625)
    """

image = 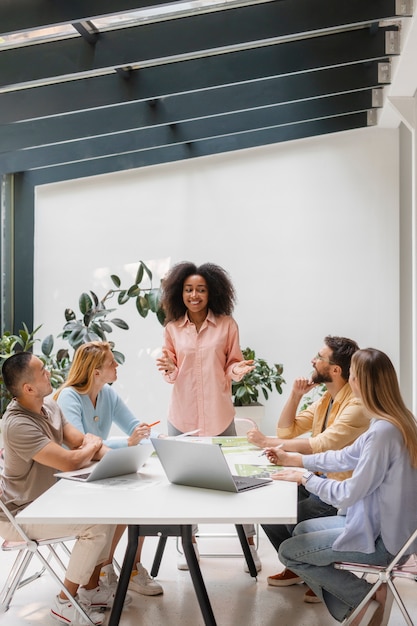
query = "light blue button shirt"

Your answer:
(302, 418), (417, 555)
